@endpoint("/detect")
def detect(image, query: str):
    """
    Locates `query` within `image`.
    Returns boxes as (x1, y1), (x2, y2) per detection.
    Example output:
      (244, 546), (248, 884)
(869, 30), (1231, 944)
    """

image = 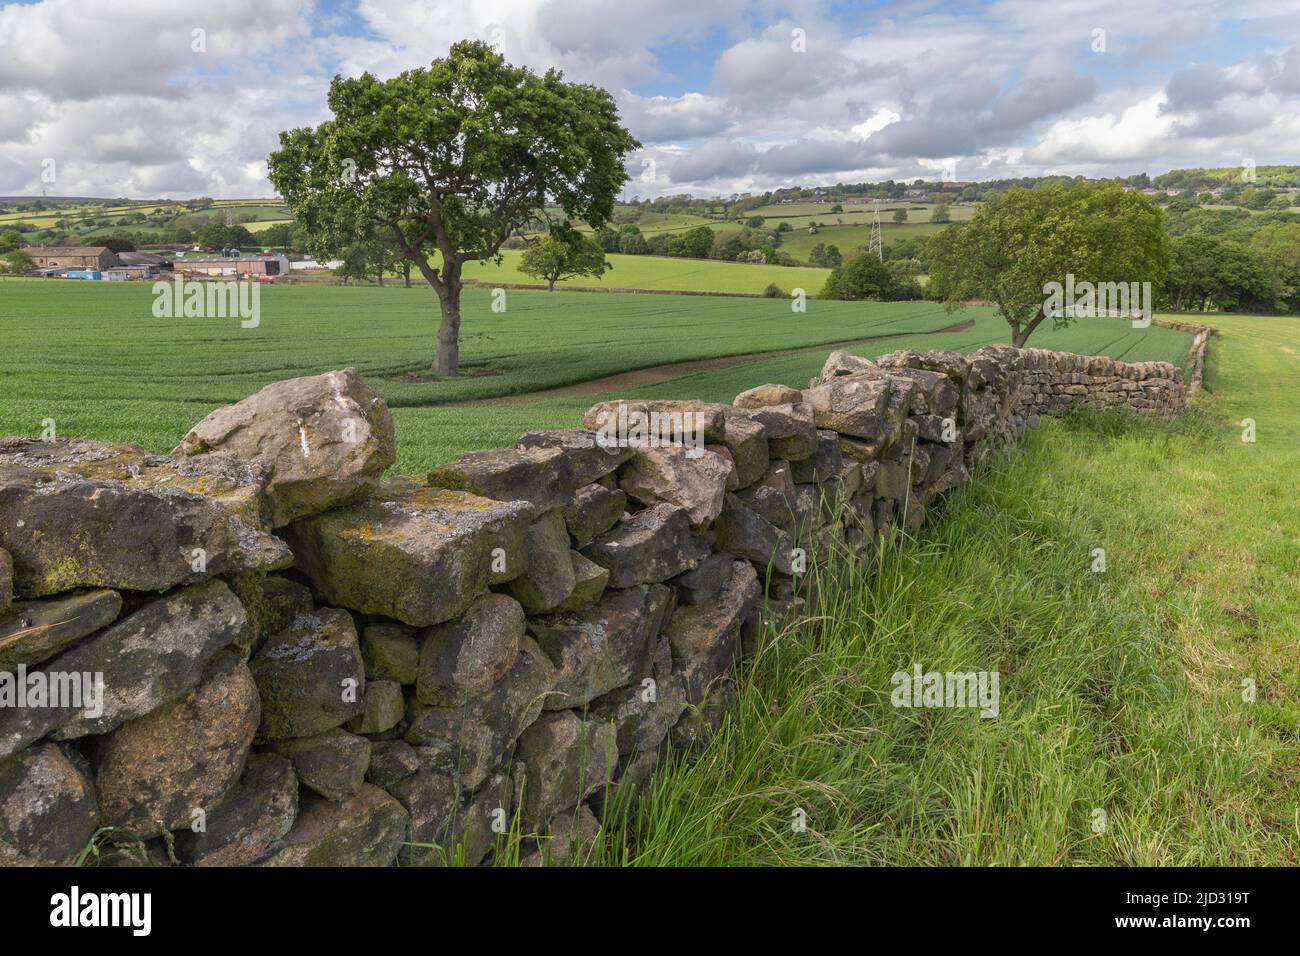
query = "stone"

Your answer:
(582, 400), (728, 444)
(875, 460), (910, 501)
(0, 588), (121, 670)
(790, 430), (844, 483)
(0, 742), (99, 866)
(92, 651), (259, 840)
(250, 607), (365, 741)
(282, 477), (531, 628)
(0, 580), (247, 758)
(0, 437), (291, 597)
(416, 593), (526, 707)
(505, 510), (577, 612)
(733, 383), (803, 408)
(348, 679), (405, 734)
(514, 711), (618, 832)
(589, 671), (687, 757)
(523, 805), (603, 866)
(528, 583), (673, 710)
(260, 784), (408, 867)
(562, 483), (627, 548)
(175, 754), (298, 867)
(803, 374), (893, 439)
(816, 350), (876, 380)
(516, 429), (634, 486)
(391, 766), (512, 867)
(730, 403), (817, 461)
(713, 494), (795, 575)
(172, 367), (396, 528)
(664, 560), (759, 704)
(582, 503), (707, 588)
(0, 547), (10, 611)
(718, 411), (769, 488)
(736, 460), (799, 533)
(672, 551), (738, 605)
(554, 551), (609, 613)
(706, 445), (741, 491)
(226, 572), (314, 654)
(269, 727), (372, 801)
(366, 740), (421, 788)
(360, 622), (419, 685)
(405, 636), (556, 791)
(428, 446), (575, 511)
(618, 446), (732, 527)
